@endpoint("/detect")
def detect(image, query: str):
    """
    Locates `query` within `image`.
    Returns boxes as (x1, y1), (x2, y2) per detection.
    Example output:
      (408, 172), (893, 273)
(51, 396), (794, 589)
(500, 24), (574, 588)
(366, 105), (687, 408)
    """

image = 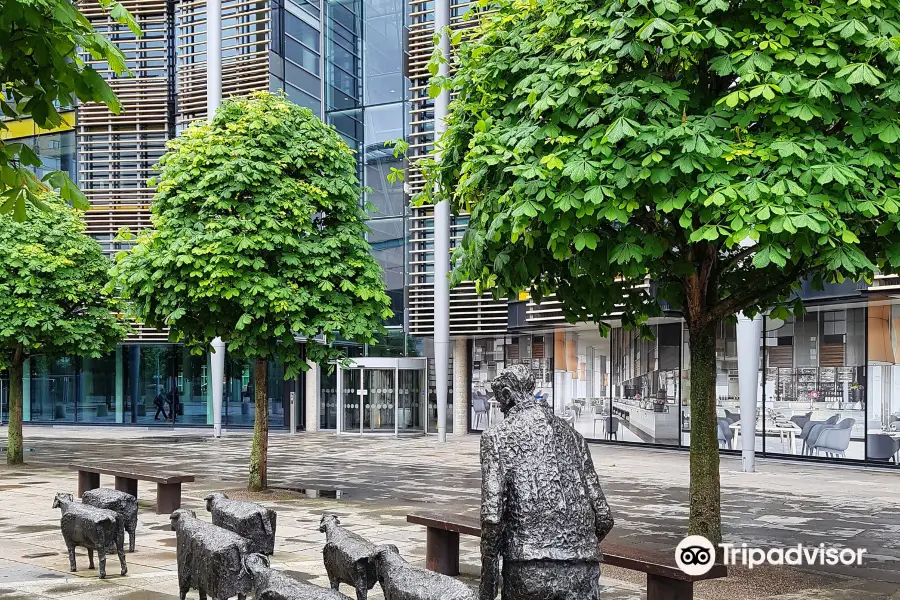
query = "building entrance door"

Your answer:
(336, 357), (427, 435)
(363, 369), (395, 433)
